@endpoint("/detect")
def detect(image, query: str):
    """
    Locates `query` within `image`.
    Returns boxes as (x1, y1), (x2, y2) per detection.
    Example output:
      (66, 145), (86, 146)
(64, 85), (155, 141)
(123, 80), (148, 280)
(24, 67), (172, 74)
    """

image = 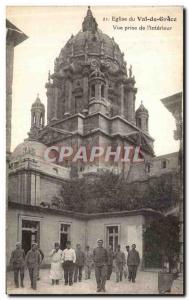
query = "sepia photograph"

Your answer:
(6, 5), (184, 295)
